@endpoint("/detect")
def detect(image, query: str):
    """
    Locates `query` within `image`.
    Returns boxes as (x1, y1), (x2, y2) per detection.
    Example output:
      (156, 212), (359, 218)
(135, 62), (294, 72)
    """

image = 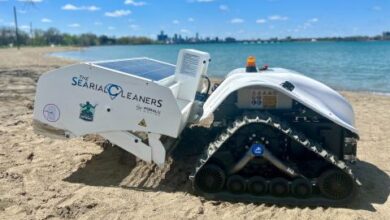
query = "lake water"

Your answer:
(52, 42), (390, 94)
